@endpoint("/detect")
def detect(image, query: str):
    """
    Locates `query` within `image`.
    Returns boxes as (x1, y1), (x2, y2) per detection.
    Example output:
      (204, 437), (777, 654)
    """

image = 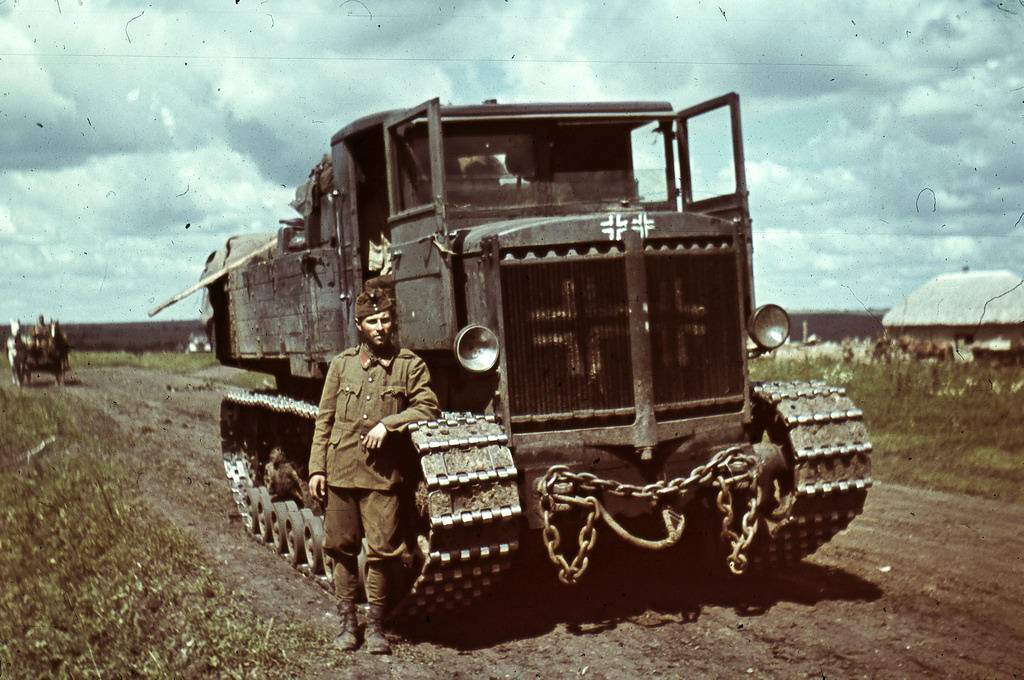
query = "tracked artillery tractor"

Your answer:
(153, 93), (872, 619)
